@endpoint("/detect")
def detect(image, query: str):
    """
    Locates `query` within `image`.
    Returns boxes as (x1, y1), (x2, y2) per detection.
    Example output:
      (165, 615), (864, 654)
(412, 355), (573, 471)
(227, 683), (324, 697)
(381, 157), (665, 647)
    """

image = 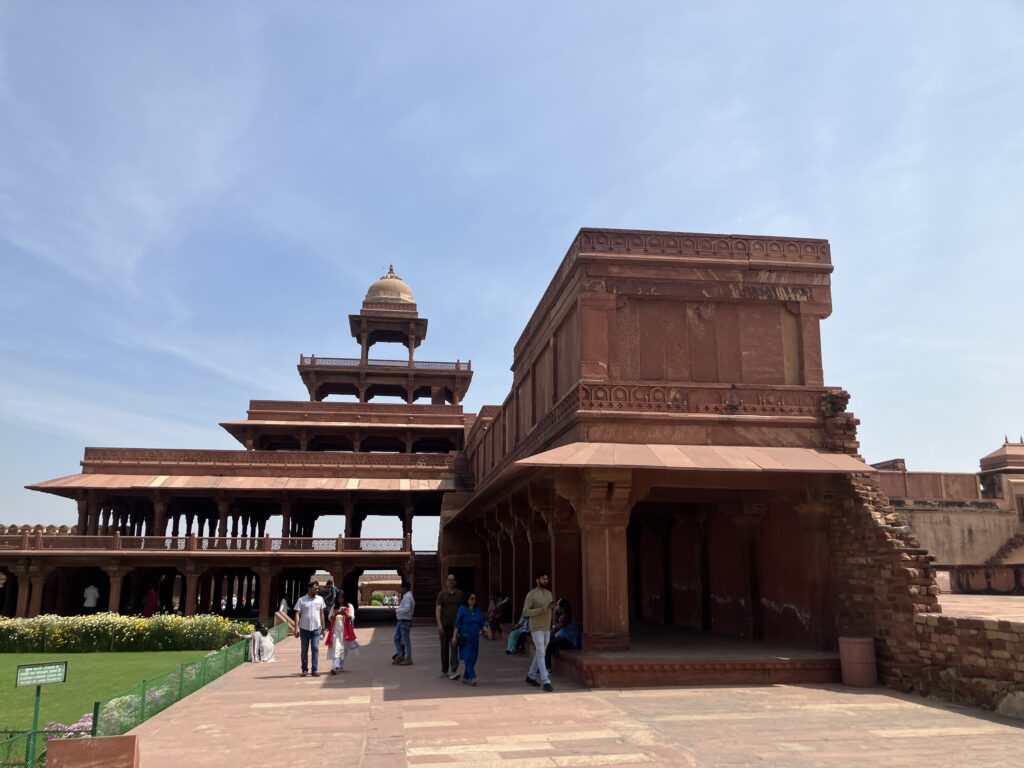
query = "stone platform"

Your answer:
(130, 622), (1024, 767)
(556, 627), (840, 688)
